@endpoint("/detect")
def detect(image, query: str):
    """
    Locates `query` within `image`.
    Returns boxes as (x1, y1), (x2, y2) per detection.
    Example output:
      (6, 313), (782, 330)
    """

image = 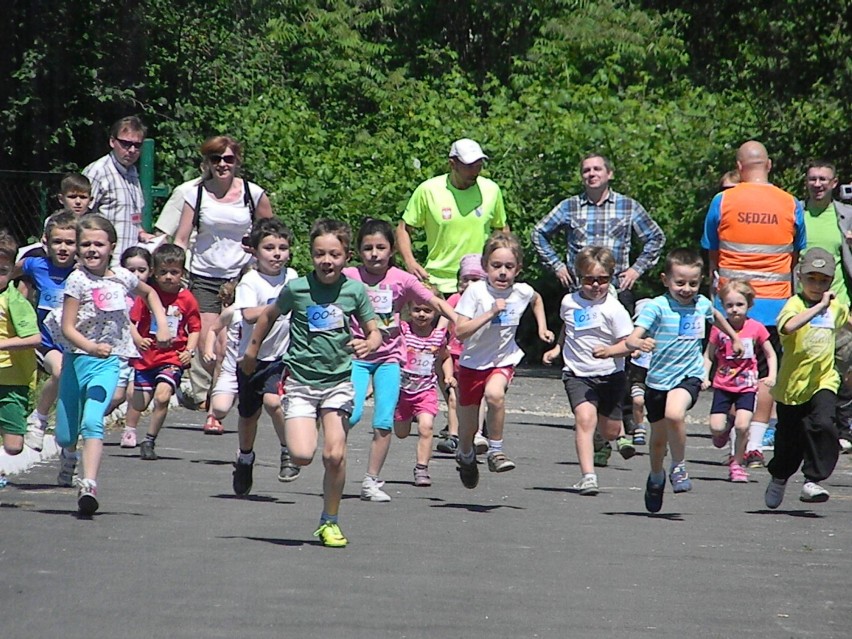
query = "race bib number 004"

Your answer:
(307, 304), (345, 332)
